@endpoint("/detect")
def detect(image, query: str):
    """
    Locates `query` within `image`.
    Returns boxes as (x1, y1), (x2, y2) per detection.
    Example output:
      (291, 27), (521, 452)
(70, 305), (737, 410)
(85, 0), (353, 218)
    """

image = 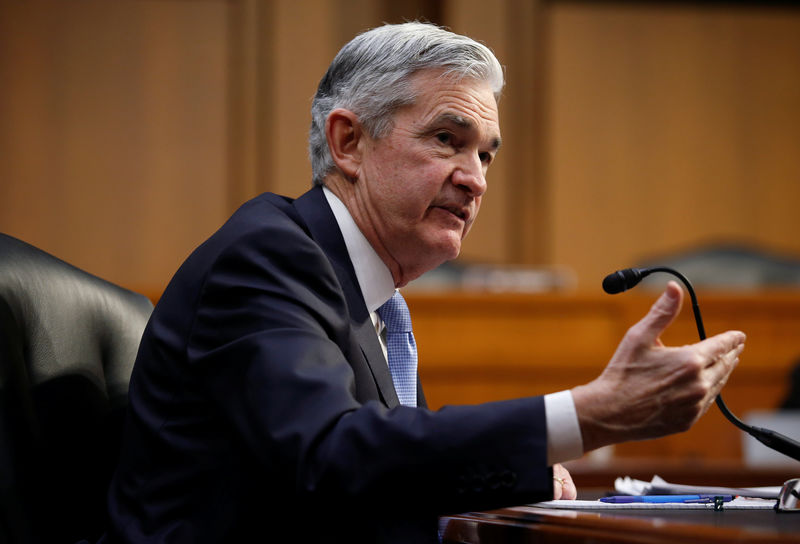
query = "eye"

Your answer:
(479, 151), (493, 165)
(435, 132), (453, 145)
